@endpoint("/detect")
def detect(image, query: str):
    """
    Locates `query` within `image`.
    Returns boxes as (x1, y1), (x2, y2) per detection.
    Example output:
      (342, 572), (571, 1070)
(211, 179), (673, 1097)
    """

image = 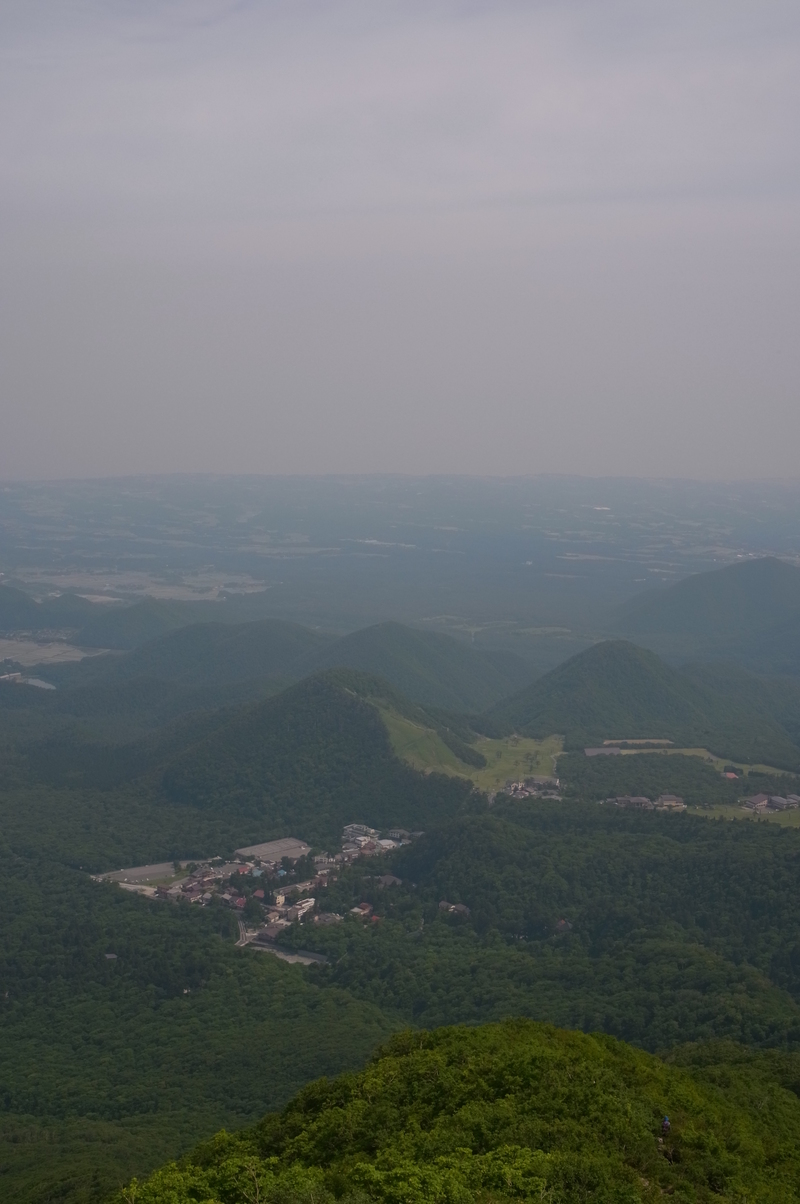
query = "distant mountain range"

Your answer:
(39, 618), (537, 715)
(5, 553), (800, 685)
(6, 554), (800, 789)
